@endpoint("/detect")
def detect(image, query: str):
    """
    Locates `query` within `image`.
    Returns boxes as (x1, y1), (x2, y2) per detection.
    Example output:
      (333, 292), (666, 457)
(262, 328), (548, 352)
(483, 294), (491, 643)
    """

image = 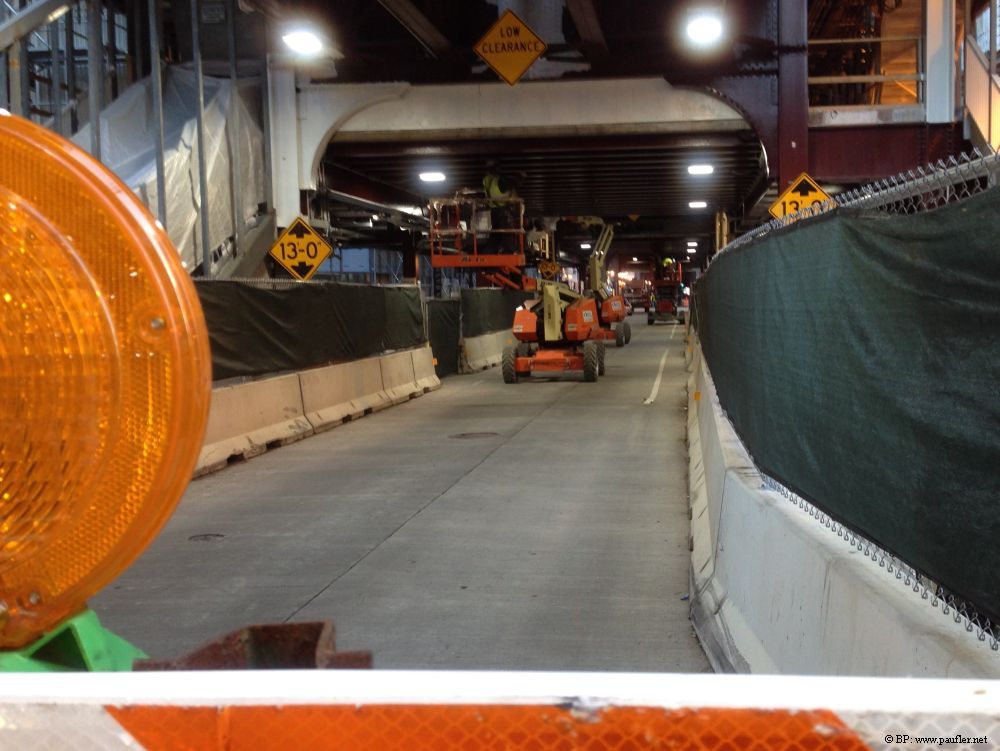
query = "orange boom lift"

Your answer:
(428, 192), (546, 291)
(582, 224), (632, 347)
(504, 281), (605, 382)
